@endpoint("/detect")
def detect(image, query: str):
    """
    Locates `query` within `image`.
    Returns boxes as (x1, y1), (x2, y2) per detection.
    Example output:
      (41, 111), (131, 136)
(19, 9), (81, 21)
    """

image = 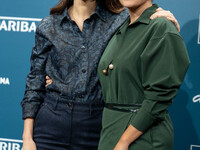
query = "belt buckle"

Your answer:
(130, 109), (139, 113)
